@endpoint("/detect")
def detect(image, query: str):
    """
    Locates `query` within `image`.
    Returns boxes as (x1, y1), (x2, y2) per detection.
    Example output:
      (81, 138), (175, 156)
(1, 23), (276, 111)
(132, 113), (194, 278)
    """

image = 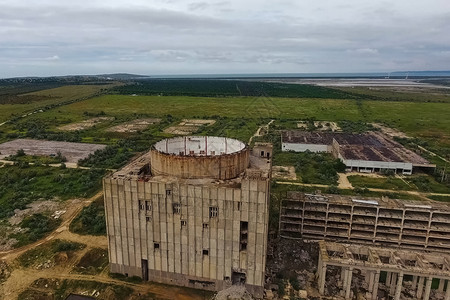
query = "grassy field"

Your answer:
(348, 175), (412, 190)
(25, 94), (448, 144)
(0, 84), (113, 123)
(0, 164), (105, 219)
